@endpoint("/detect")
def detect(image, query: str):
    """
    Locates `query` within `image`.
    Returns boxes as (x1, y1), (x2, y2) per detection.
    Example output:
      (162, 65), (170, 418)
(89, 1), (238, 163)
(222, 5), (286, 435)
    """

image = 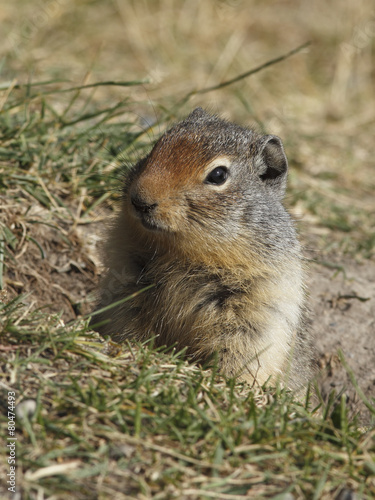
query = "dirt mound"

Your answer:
(1, 194), (98, 319)
(308, 258), (375, 421)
